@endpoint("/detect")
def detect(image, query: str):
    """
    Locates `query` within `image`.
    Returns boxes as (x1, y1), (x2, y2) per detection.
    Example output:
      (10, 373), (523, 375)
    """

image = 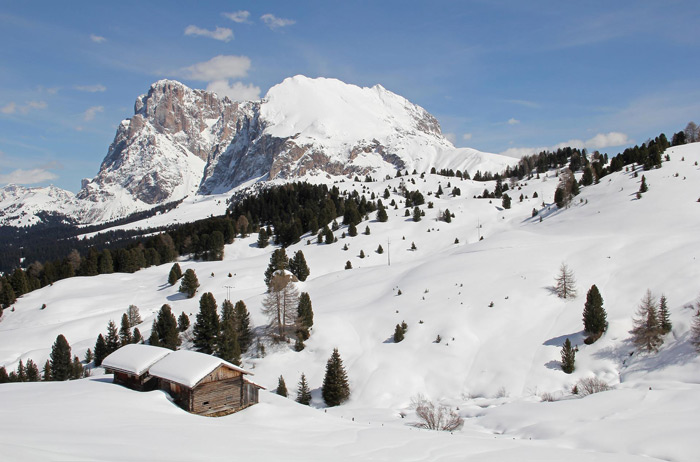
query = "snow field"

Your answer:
(1, 142), (700, 460)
